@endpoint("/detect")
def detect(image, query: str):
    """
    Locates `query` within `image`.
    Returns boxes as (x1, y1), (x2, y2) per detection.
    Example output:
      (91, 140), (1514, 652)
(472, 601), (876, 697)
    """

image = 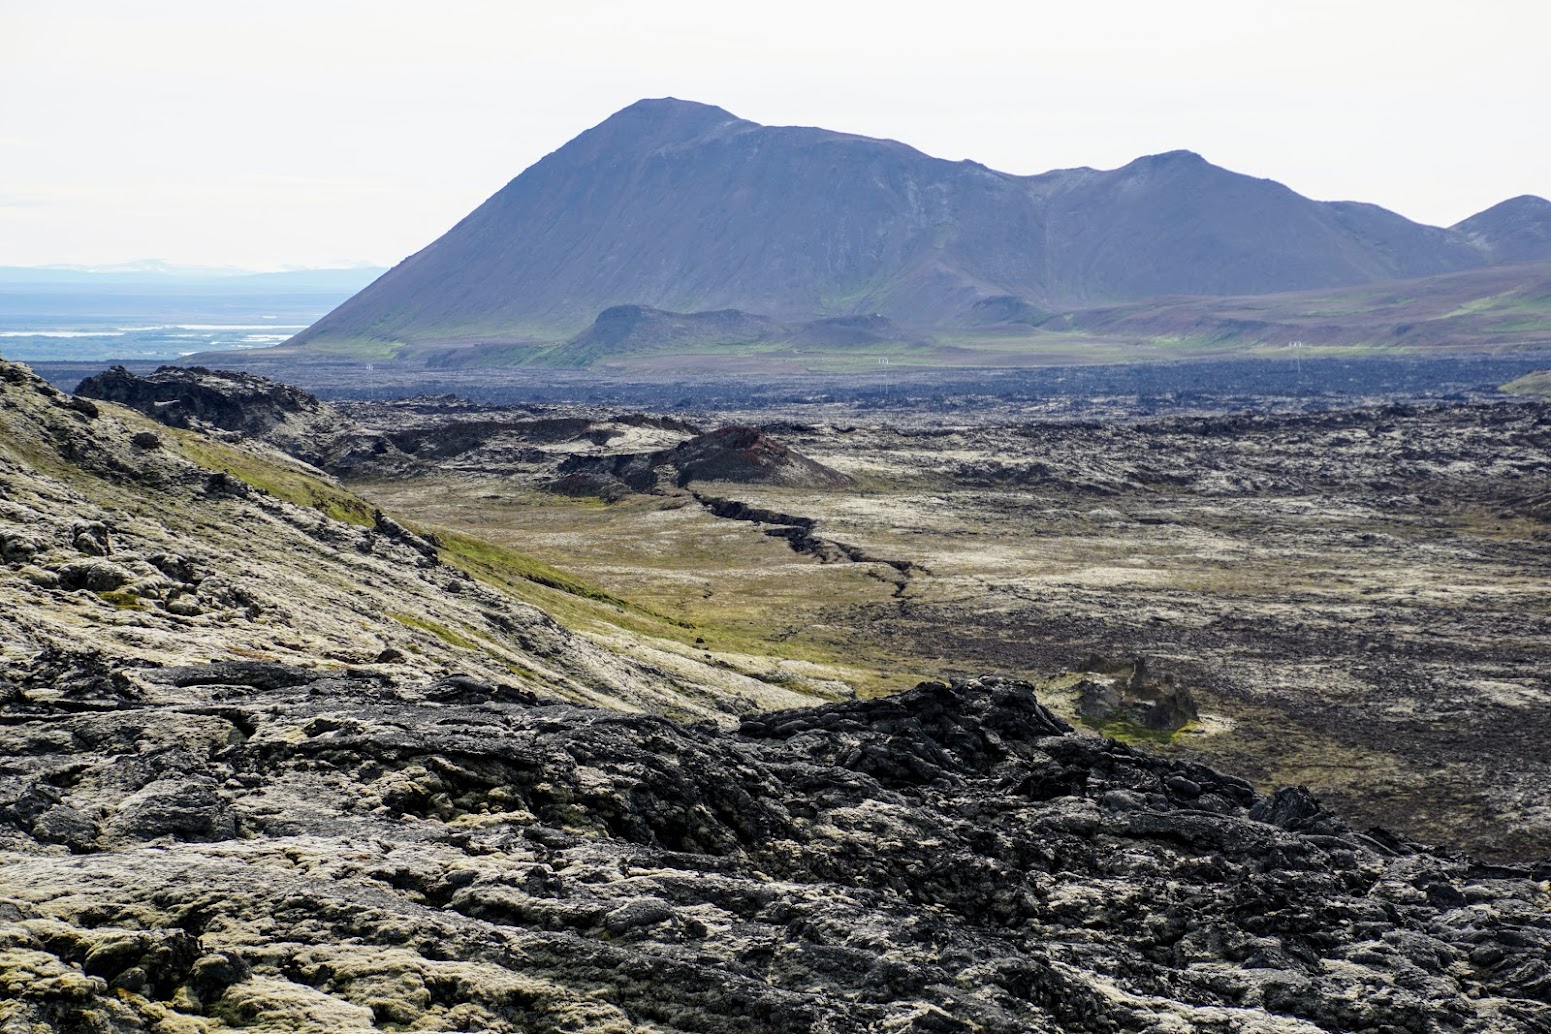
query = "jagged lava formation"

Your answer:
(5, 663), (1550, 1032)
(74, 364), (380, 473)
(551, 424), (854, 499)
(74, 365), (337, 438)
